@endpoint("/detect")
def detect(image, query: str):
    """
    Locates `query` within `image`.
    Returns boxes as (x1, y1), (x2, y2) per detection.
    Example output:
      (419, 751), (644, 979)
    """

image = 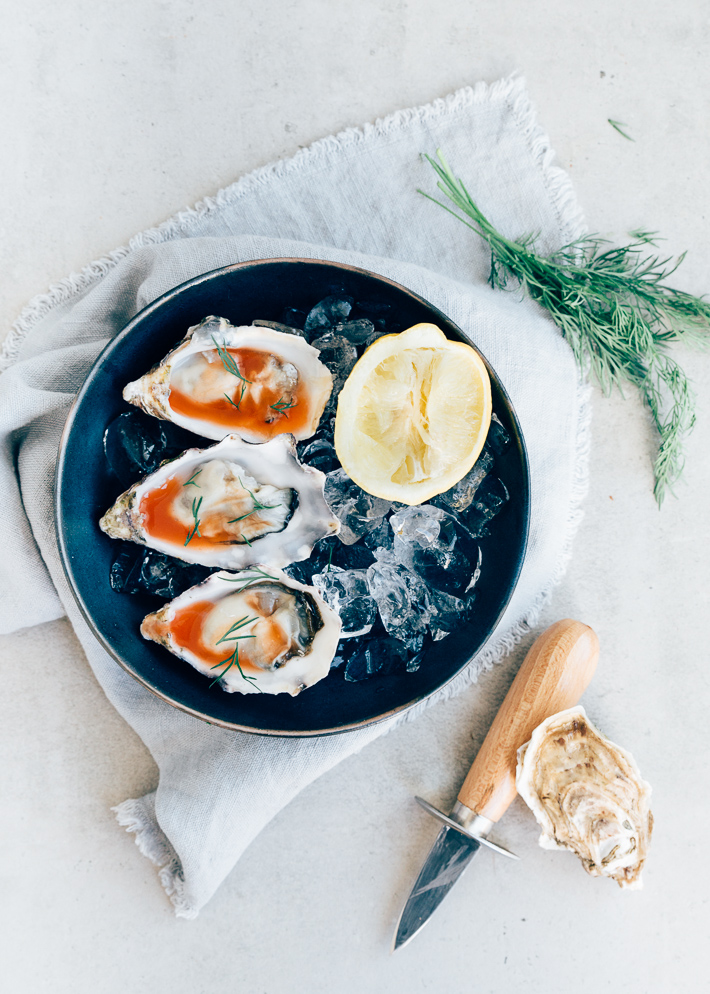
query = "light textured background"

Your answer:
(2, 2), (709, 992)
